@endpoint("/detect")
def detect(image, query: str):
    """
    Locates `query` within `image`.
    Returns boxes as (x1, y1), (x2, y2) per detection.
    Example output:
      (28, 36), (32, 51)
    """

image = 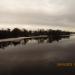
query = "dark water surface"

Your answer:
(0, 35), (75, 75)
